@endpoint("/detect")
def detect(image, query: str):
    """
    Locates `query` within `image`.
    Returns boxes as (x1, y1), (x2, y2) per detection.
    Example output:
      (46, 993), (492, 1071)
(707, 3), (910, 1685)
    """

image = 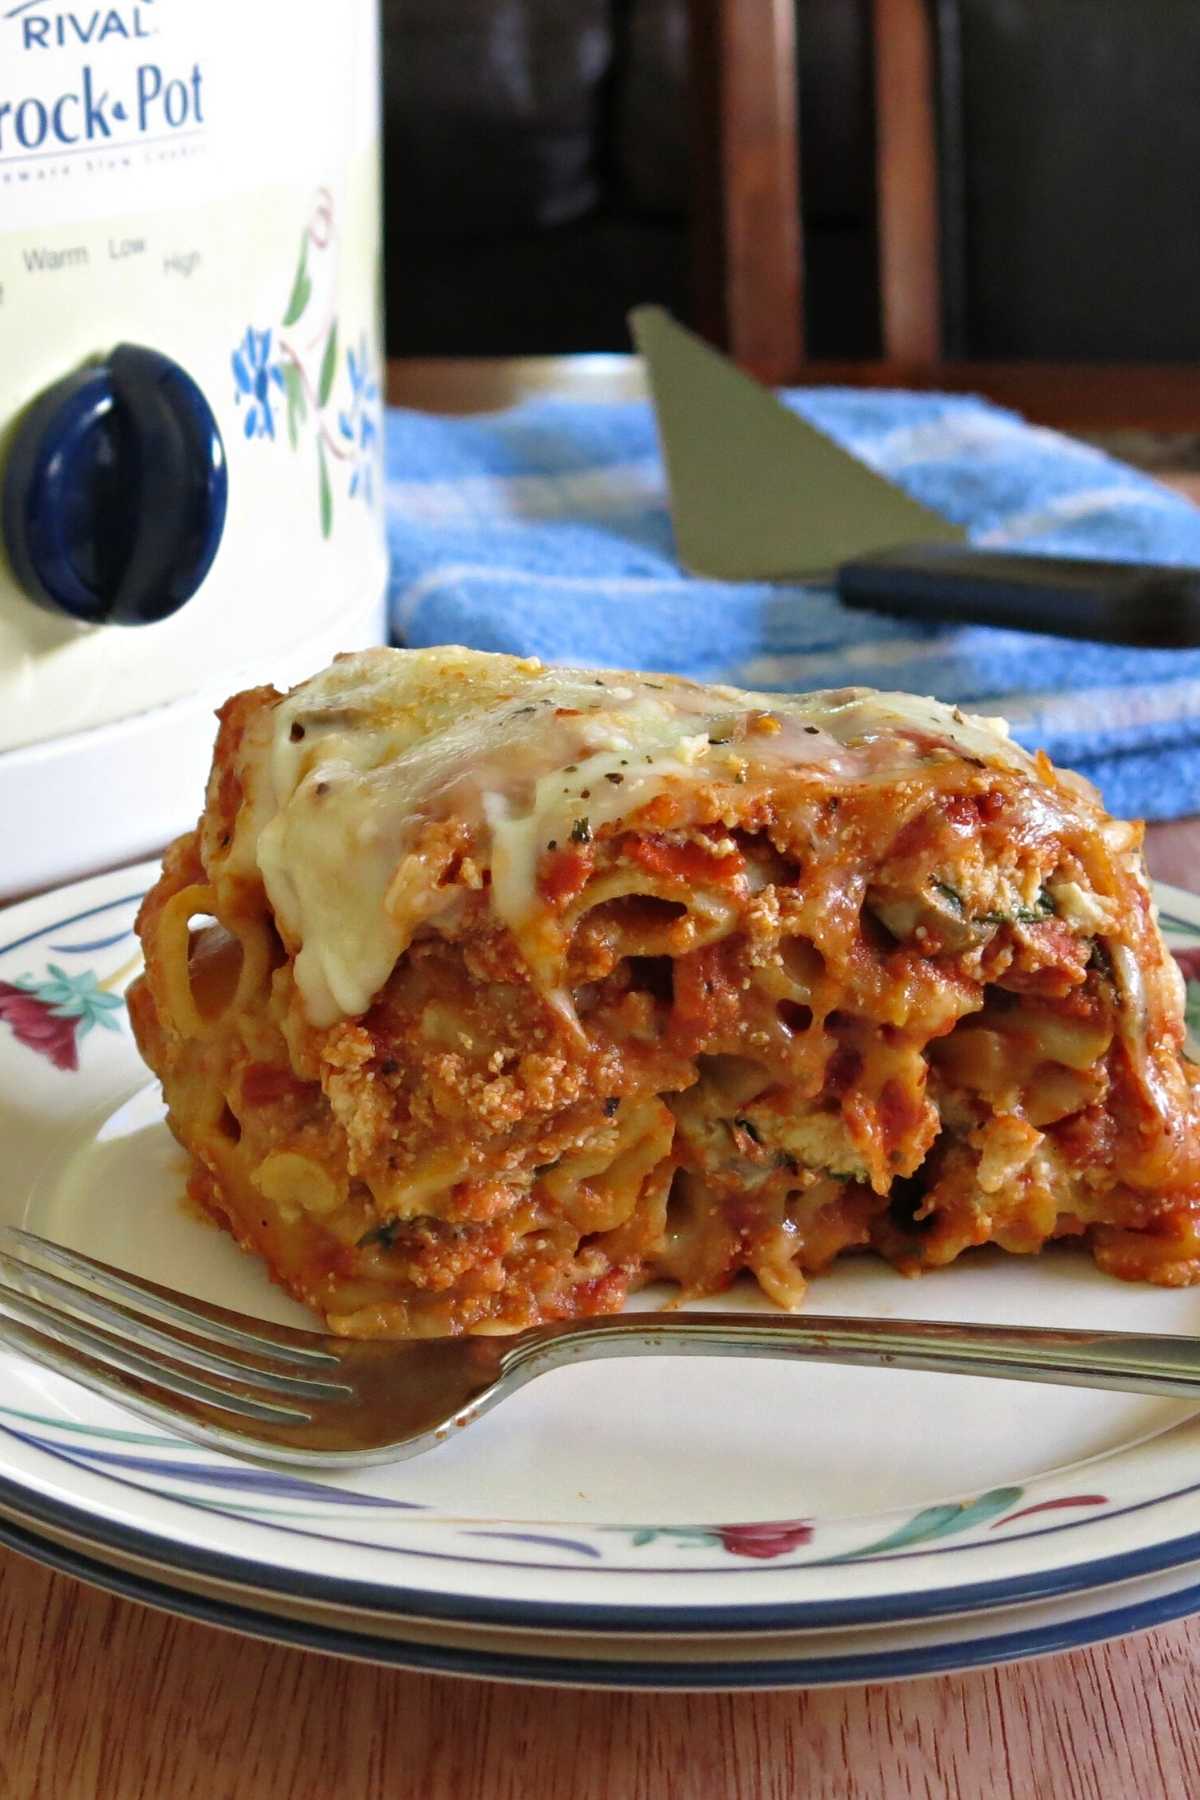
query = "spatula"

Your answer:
(630, 306), (1200, 647)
